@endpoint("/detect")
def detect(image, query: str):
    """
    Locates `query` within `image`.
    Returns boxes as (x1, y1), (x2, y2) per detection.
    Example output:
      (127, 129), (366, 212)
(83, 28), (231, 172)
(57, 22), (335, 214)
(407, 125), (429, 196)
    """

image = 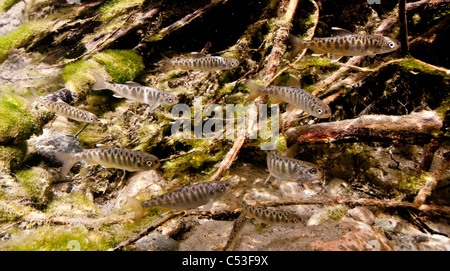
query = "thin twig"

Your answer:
(112, 212), (180, 251)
